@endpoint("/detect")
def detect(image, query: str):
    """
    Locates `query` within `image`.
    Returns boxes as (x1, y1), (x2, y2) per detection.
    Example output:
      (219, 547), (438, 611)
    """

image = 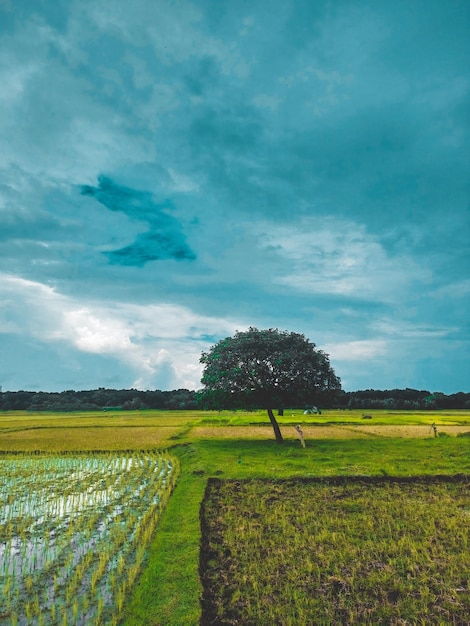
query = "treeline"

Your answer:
(0, 387), (469, 411)
(336, 389), (470, 410)
(0, 388), (198, 411)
